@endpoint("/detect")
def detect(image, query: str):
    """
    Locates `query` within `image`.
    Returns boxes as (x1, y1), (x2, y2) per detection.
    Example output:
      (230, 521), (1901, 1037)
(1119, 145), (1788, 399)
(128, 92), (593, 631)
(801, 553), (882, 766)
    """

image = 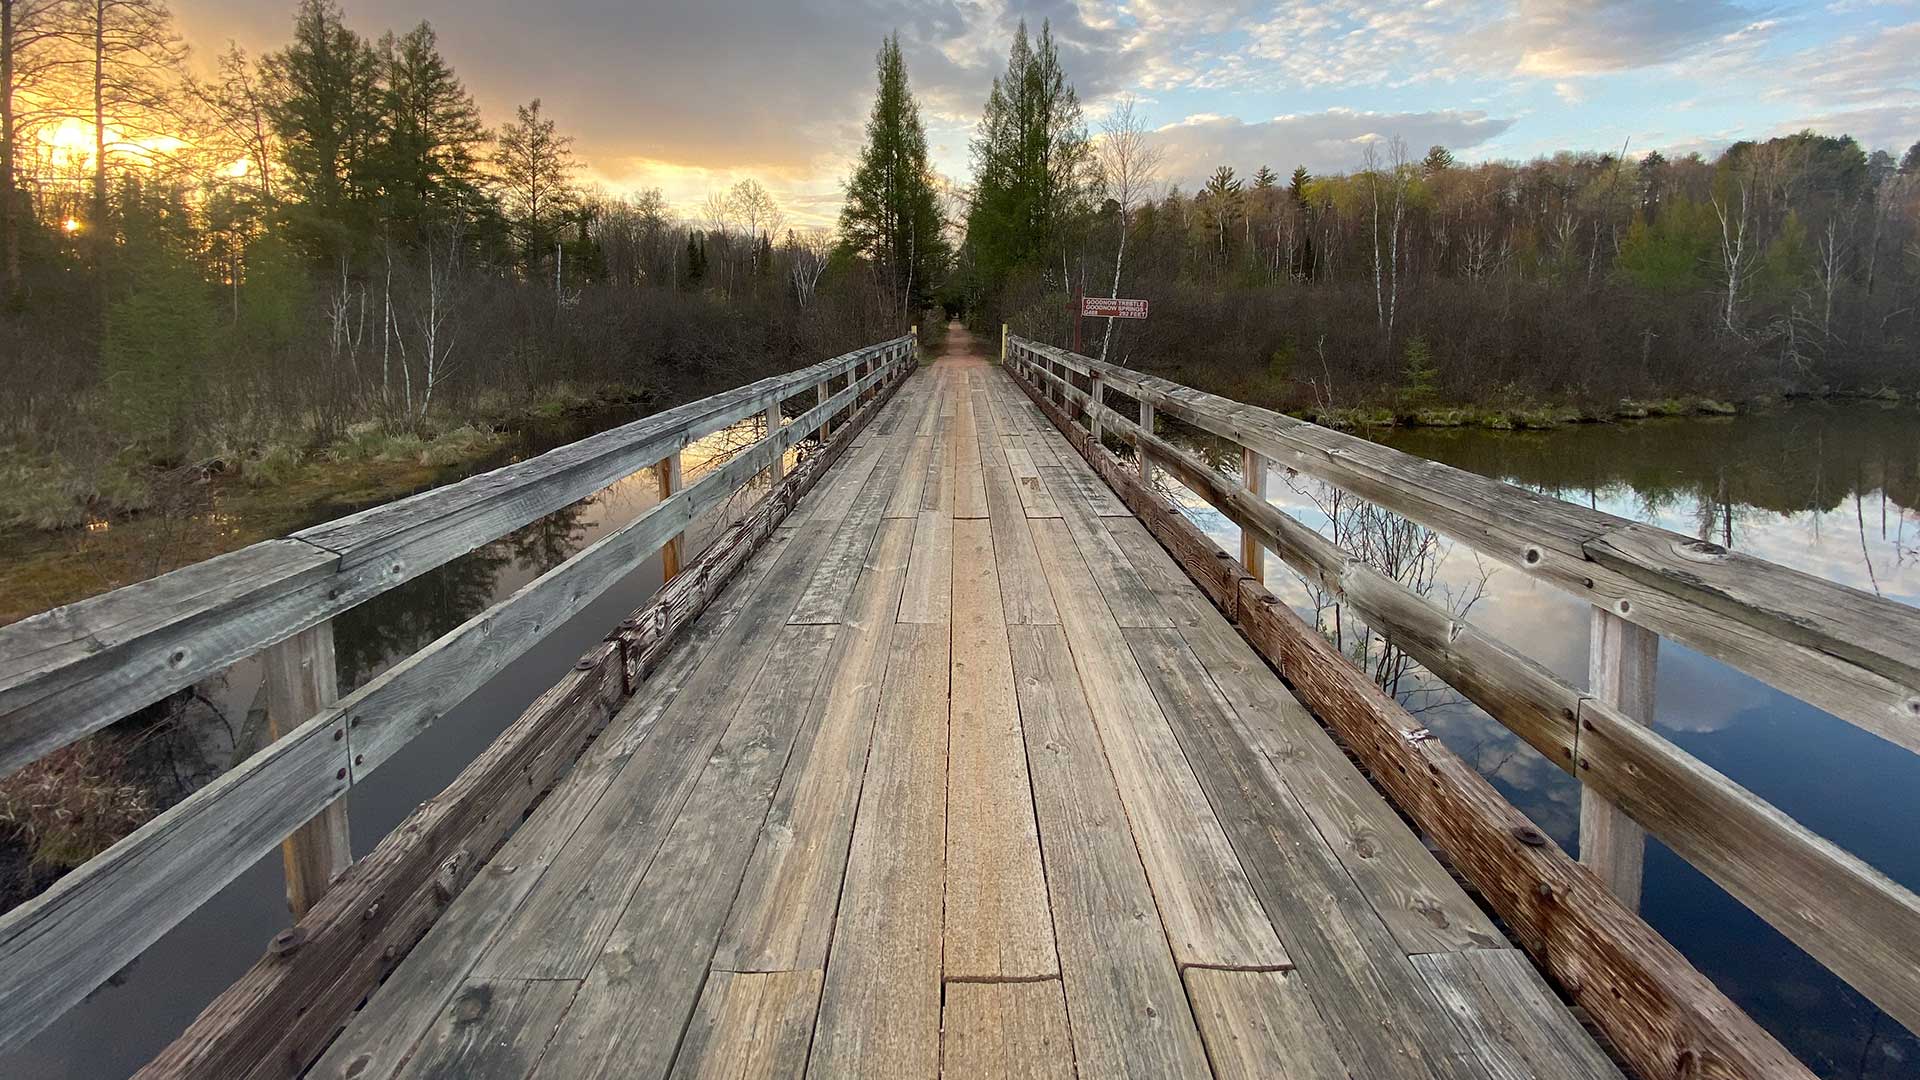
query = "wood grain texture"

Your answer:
(1182, 967), (1347, 1080)
(669, 970), (822, 1080)
(944, 517), (1056, 980)
(1004, 447), (1060, 518)
(1008, 624), (1214, 1078)
(1042, 463), (1172, 629)
(262, 620), (351, 918)
(530, 625), (836, 1080)
(394, 979), (580, 1080)
(1413, 950), (1623, 1080)
(1580, 607), (1657, 907)
(714, 518), (912, 973)
(1124, 626), (1478, 1080)
(1027, 516), (1287, 970)
(1106, 514), (1501, 957)
(806, 622), (949, 1079)
(939, 981), (1074, 1080)
(897, 509), (954, 624)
